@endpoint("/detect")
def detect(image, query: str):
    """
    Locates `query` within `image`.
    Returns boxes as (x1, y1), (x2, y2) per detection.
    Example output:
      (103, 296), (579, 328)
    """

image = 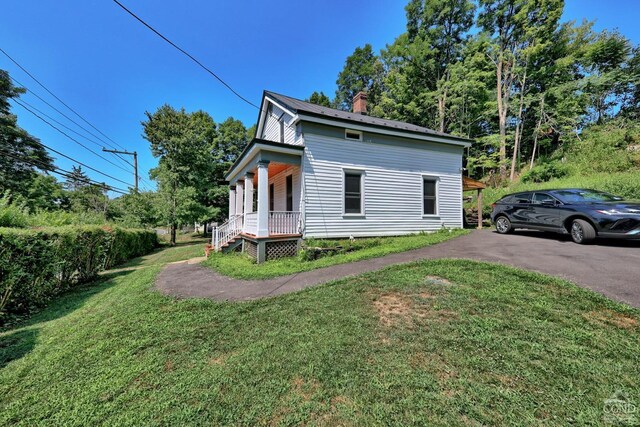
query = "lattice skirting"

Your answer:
(244, 240), (258, 259)
(265, 240), (299, 260)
